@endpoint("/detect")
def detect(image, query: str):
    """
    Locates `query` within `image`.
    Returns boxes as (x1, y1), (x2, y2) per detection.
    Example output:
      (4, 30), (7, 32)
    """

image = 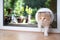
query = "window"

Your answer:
(3, 0), (57, 28)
